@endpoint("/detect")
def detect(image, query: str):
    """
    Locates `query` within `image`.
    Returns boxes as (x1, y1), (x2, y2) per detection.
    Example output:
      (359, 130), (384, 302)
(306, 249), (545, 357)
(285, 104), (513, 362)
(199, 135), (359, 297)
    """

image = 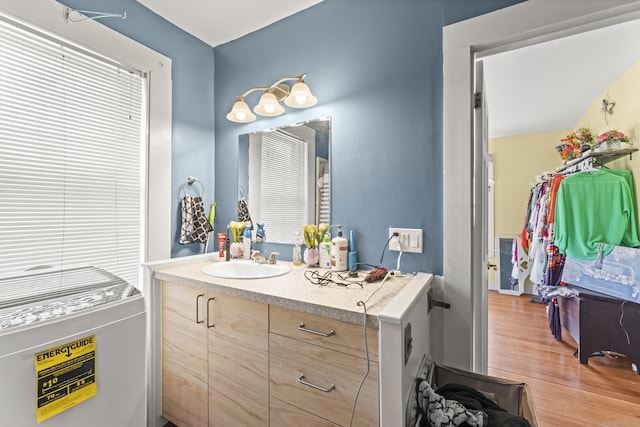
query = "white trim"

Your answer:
(443, 0), (640, 372)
